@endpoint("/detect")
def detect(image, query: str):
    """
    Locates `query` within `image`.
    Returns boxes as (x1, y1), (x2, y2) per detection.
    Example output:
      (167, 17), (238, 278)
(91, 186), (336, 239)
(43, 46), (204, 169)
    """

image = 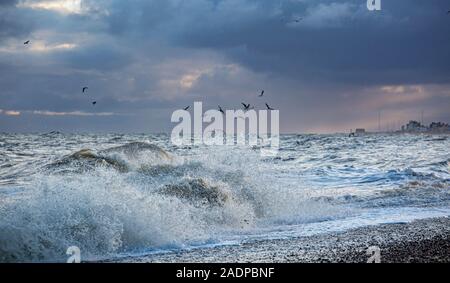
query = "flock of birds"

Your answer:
(180, 9), (450, 115)
(24, 39), (268, 110)
(21, 10), (450, 112)
(20, 15), (307, 110)
(182, 89), (275, 114)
